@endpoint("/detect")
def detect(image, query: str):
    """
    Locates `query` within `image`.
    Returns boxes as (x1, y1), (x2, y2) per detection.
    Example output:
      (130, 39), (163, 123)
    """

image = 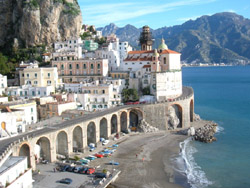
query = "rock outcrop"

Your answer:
(0, 0), (82, 48)
(194, 123), (217, 143)
(167, 106), (181, 130)
(138, 119), (159, 133)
